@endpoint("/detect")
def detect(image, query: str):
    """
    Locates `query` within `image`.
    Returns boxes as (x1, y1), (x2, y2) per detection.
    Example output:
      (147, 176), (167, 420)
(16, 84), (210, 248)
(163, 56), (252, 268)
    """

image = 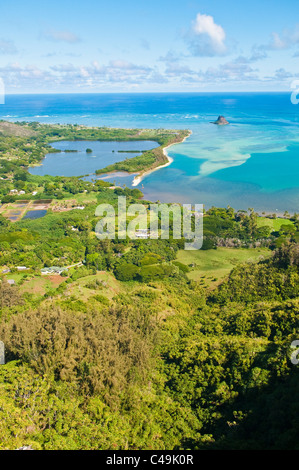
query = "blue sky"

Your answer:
(0, 0), (298, 93)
